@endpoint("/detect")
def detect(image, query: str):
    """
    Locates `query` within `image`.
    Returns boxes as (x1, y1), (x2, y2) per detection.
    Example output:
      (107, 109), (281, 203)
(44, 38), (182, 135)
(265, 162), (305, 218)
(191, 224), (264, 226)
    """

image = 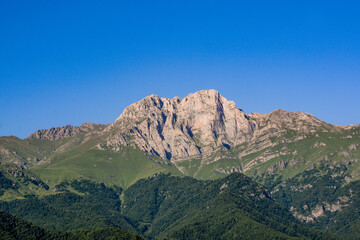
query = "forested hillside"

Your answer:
(0, 173), (340, 240)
